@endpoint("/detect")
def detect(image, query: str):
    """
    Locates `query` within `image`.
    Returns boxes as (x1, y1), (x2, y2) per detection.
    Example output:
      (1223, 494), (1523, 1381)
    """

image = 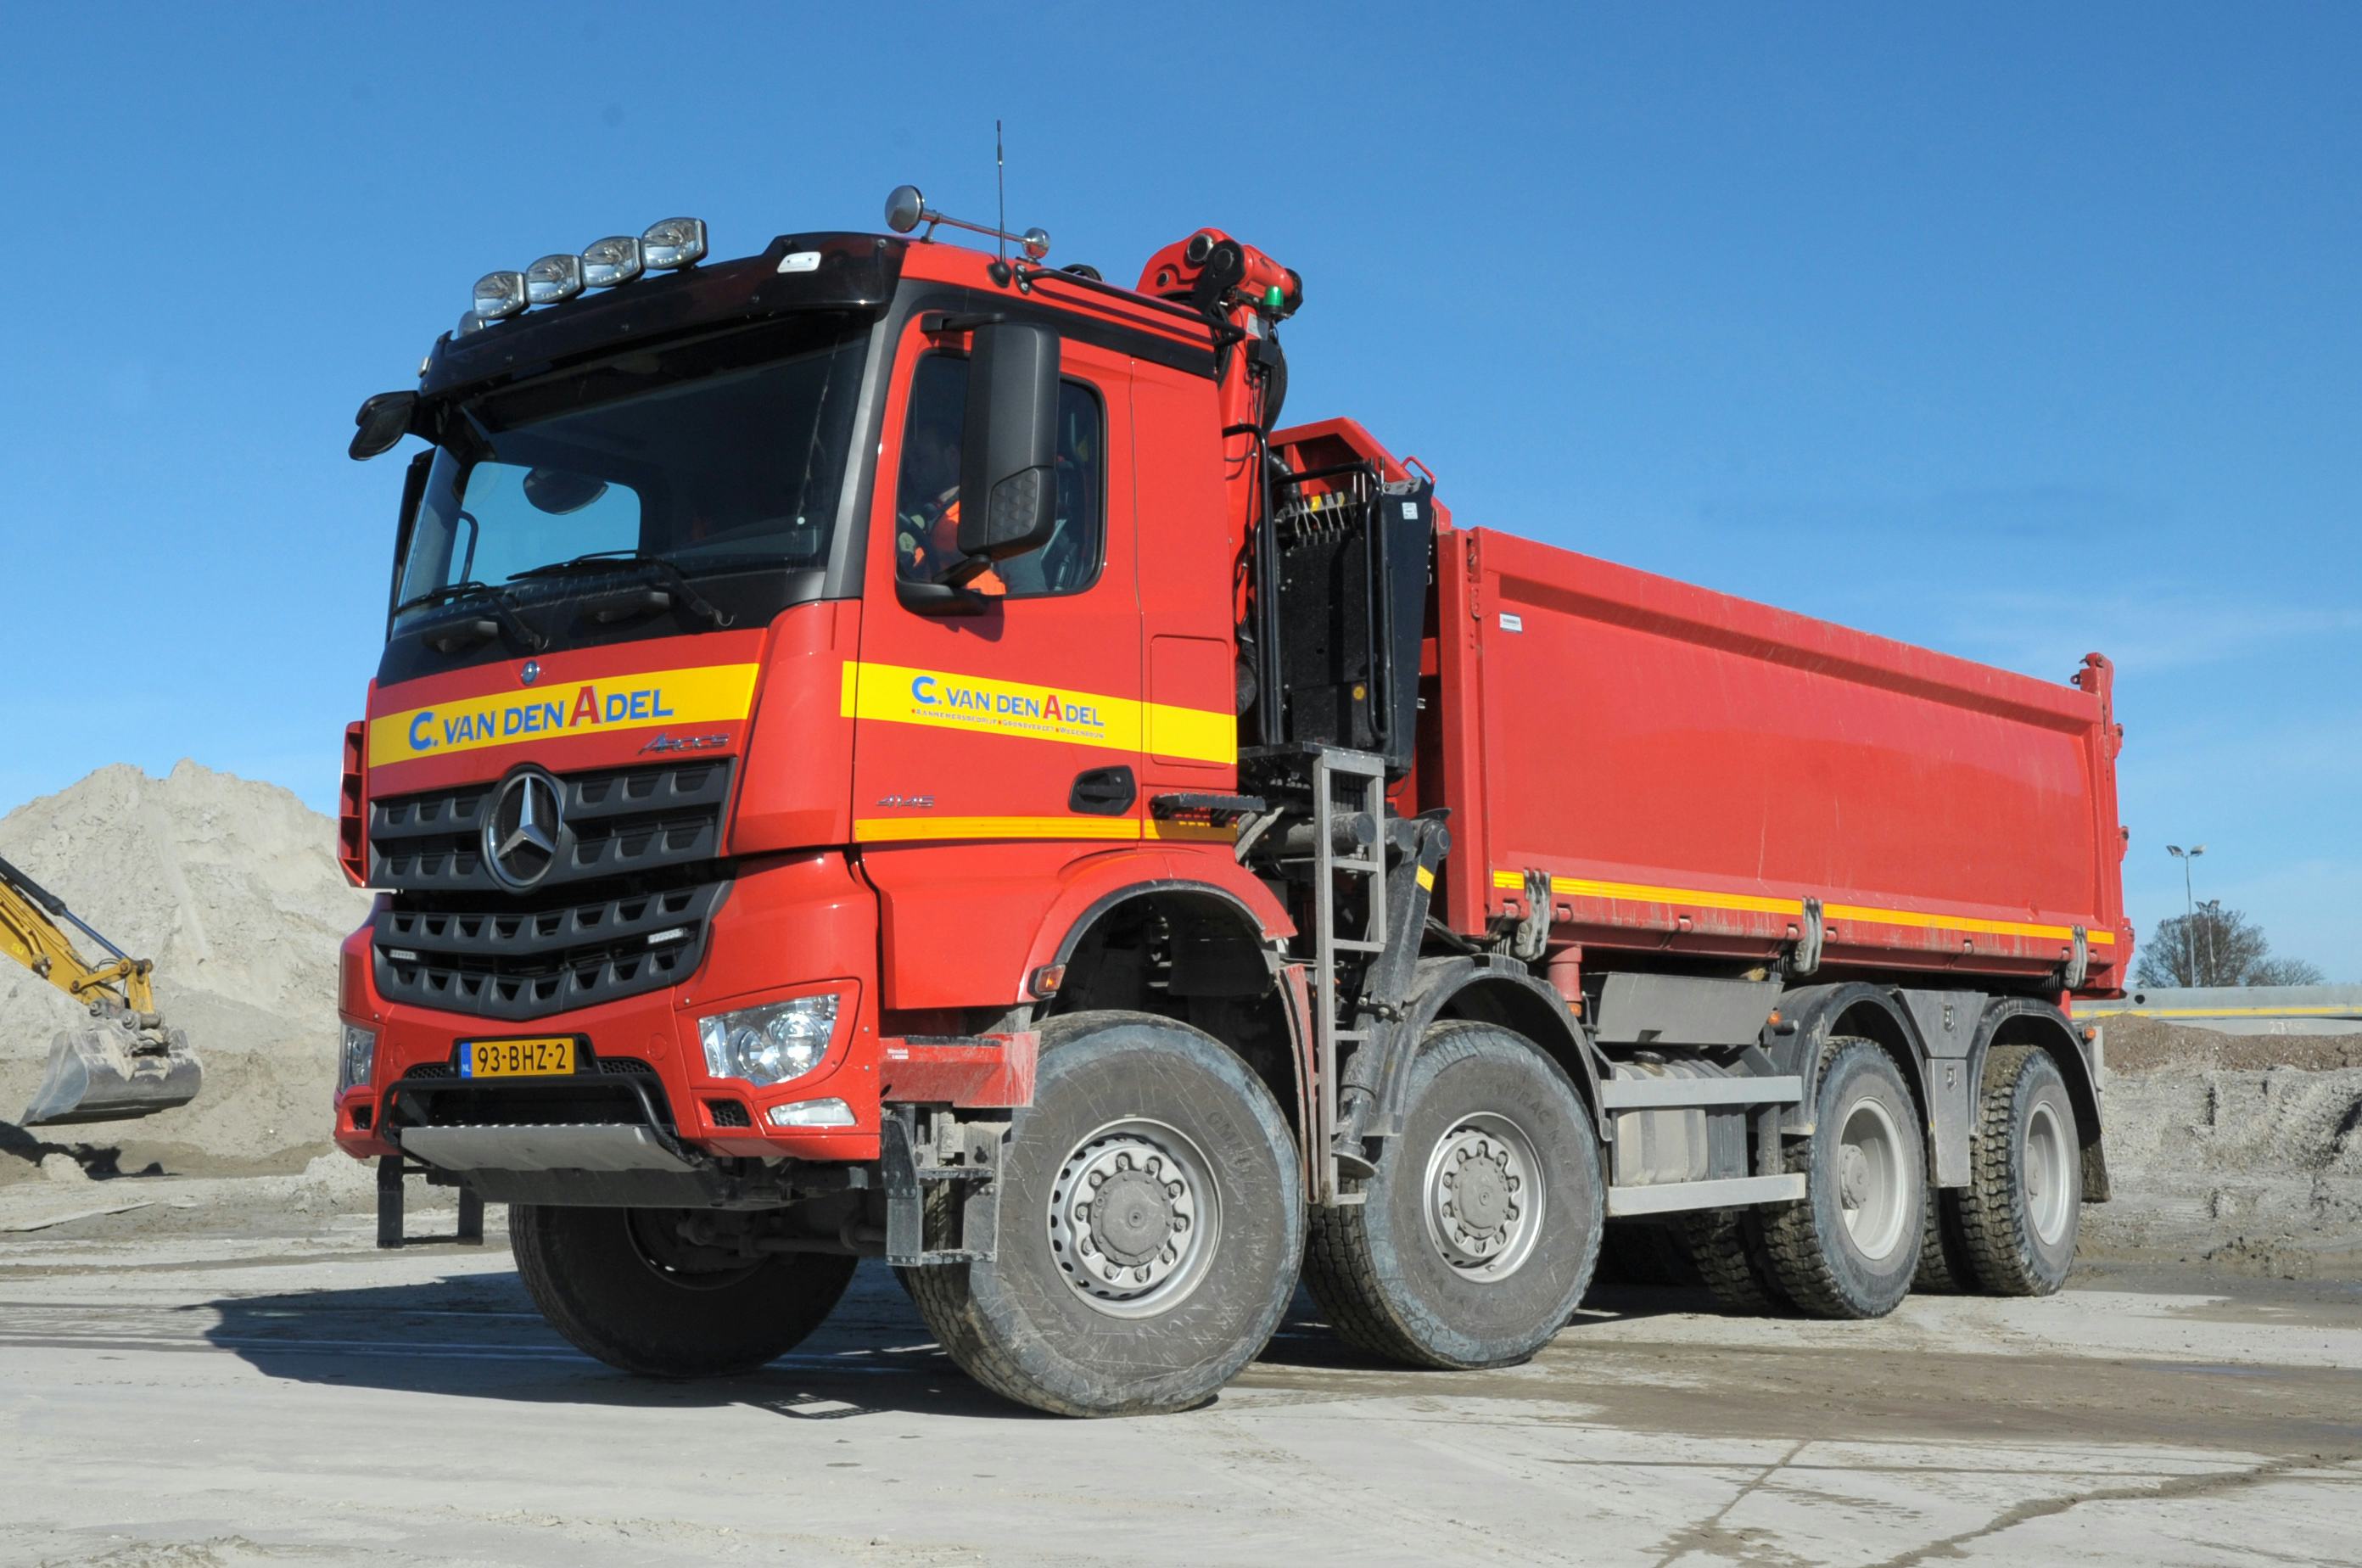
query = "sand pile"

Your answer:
(2084, 1016), (2362, 1277)
(0, 761), (372, 1182)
